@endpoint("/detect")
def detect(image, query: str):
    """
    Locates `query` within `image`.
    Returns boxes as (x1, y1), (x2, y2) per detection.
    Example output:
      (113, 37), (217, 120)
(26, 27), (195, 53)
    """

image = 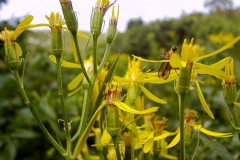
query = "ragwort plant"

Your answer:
(1, 0), (240, 160)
